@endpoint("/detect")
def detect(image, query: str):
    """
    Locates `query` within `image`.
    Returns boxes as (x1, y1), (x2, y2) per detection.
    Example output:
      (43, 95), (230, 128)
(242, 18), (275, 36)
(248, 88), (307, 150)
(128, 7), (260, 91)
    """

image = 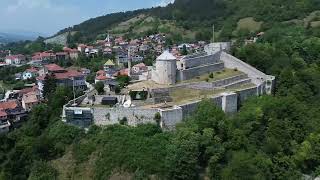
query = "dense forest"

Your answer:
(1, 0), (320, 179)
